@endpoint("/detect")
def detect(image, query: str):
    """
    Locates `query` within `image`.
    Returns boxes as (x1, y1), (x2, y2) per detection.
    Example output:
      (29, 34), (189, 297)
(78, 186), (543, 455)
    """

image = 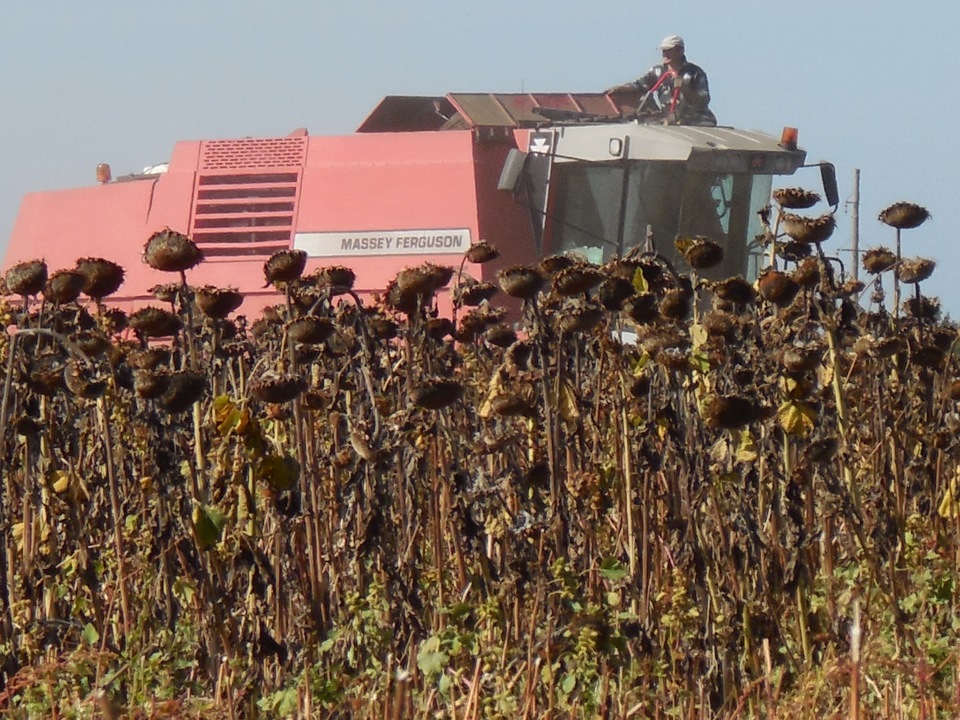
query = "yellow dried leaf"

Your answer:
(777, 401), (816, 437)
(736, 429), (759, 463)
(674, 237), (696, 256)
(50, 470), (71, 495)
(689, 323), (707, 349)
(709, 438), (730, 466)
(938, 469), (960, 519)
(780, 376), (811, 400)
(938, 484), (957, 519)
(479, 370), (506, 419)
(212, 394), (236, 424)
(632, 267), (649, 294)
(656, 417), (670, 441)
(557, 380), (580, 424)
